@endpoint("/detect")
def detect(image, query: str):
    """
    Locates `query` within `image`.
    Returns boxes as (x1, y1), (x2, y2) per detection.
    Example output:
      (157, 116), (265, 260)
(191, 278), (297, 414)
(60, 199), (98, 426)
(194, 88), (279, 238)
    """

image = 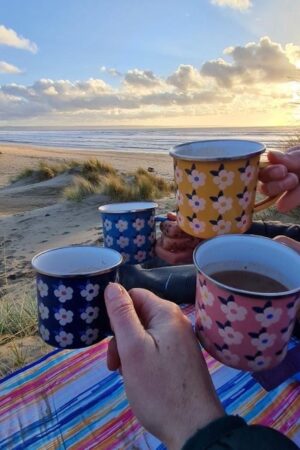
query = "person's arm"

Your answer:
(183, 416), (298, 450)
(104, 284), (297, 450)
